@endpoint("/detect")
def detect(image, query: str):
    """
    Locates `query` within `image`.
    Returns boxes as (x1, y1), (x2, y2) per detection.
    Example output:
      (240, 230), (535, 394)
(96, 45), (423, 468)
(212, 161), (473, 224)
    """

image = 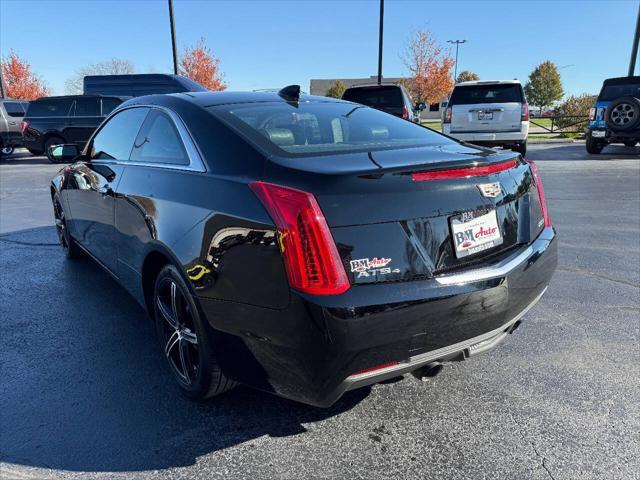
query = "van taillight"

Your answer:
(521, 103), (529, 122)
(402, 105), (409, 120)
(589, 107), (596, 121)
(527, 161), (551, 228)
(249, 181), (350, 296)
(20, 120), (30, 135)
(443, 107), (452, 124)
